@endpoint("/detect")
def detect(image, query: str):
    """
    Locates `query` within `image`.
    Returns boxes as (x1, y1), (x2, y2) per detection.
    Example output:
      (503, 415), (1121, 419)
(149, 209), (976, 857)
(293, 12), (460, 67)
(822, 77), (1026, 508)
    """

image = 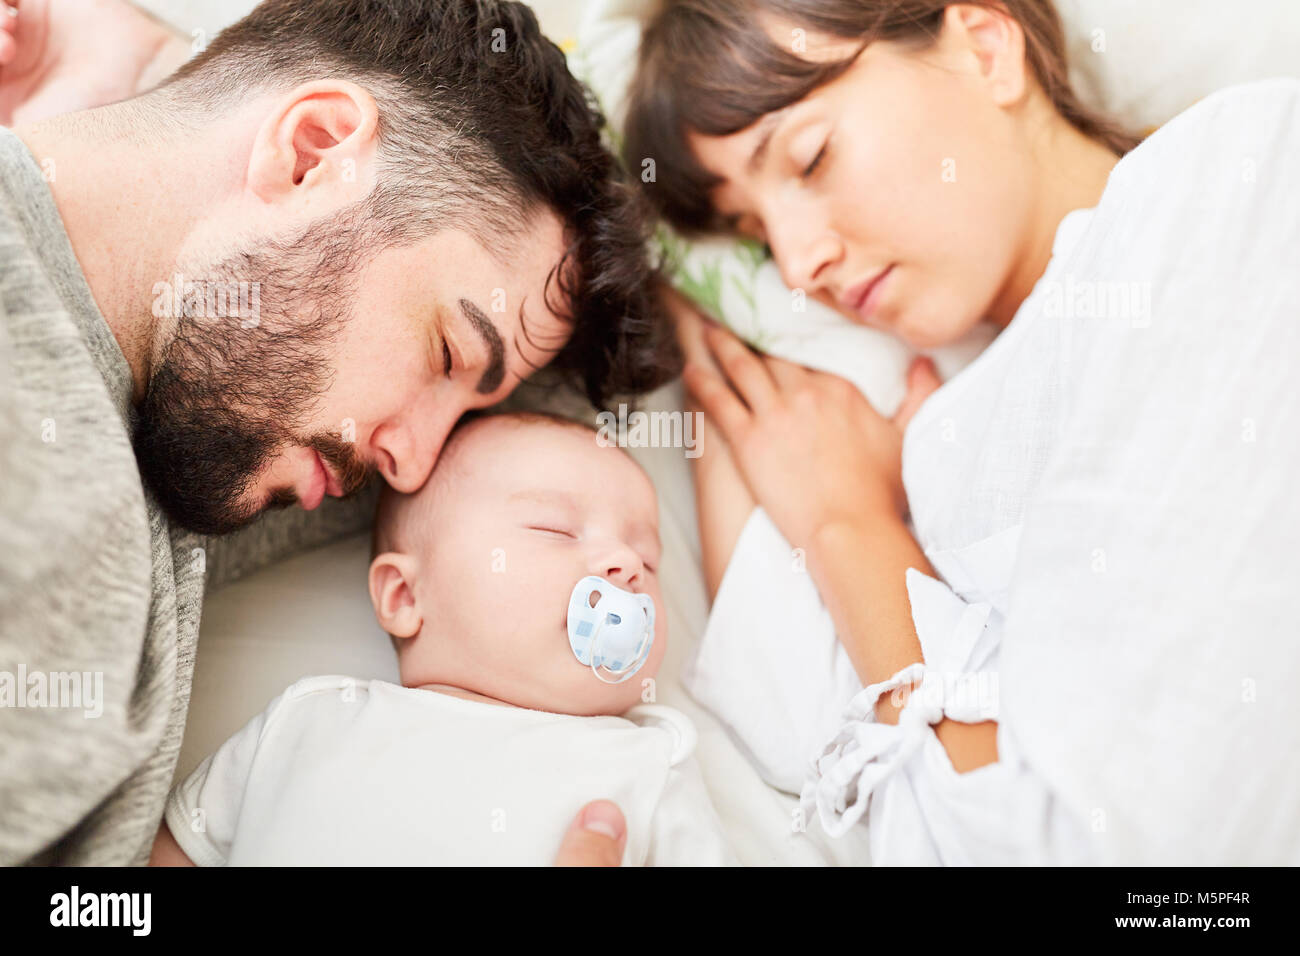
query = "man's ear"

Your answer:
(368, 551), (423, 640)
(247, 79), (380, 206)
(944, 3), (1028, 108)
